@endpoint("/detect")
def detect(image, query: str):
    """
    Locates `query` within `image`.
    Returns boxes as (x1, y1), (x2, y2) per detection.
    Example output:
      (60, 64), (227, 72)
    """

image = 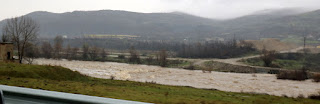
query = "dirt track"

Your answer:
(184, 47), (304, 67)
